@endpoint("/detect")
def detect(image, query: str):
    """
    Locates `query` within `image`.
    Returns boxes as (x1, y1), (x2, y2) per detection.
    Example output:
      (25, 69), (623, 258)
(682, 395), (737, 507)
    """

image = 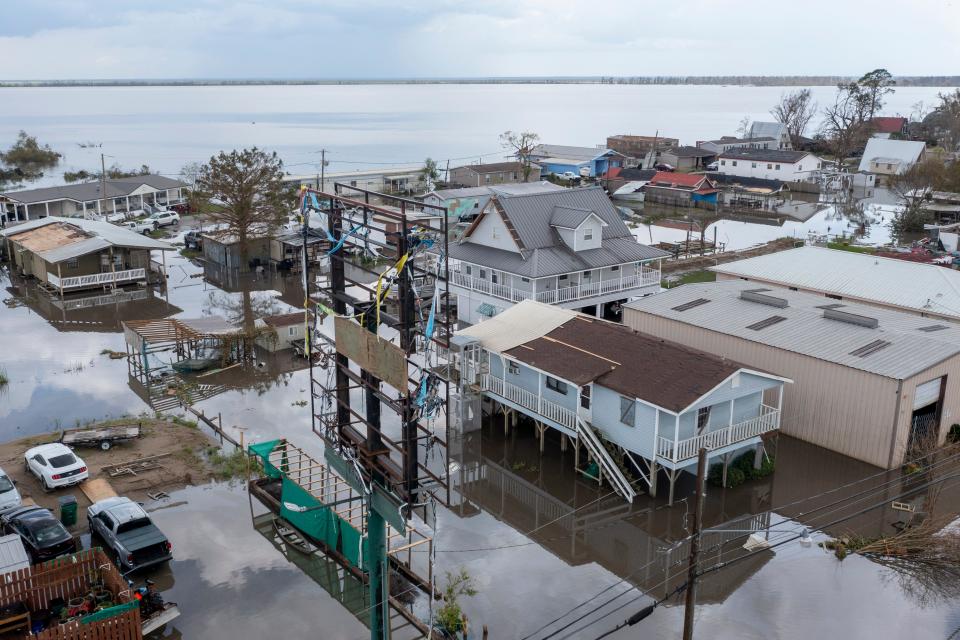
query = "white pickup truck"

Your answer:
(122, 219), (157, 235)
